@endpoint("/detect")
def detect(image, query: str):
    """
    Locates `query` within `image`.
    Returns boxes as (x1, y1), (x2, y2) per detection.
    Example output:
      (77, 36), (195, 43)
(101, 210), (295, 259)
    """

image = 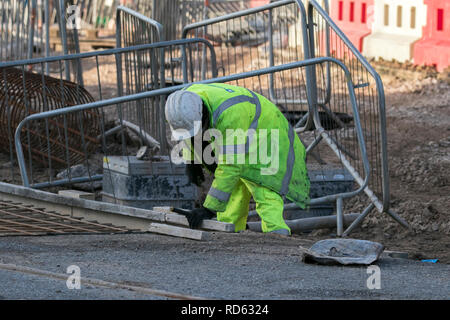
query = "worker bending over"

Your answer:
(165, 83), (310, 235)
